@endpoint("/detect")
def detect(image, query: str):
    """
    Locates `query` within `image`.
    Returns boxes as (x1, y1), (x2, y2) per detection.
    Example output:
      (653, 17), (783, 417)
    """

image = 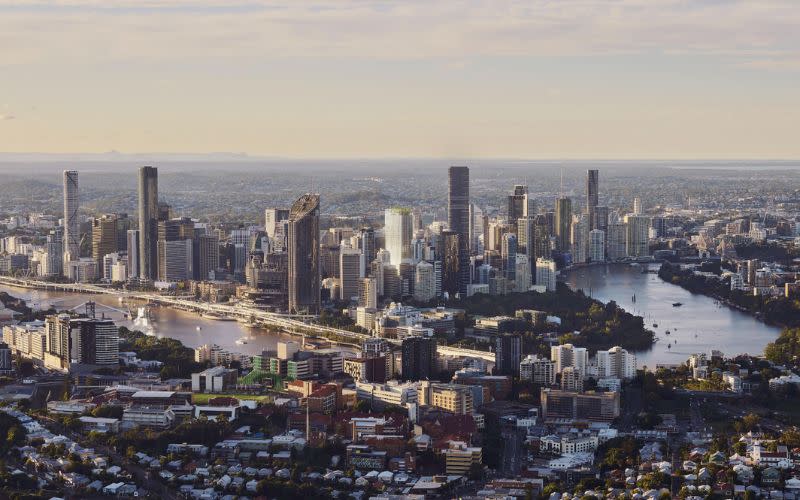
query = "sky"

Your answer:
(1, 0), (799, 159)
